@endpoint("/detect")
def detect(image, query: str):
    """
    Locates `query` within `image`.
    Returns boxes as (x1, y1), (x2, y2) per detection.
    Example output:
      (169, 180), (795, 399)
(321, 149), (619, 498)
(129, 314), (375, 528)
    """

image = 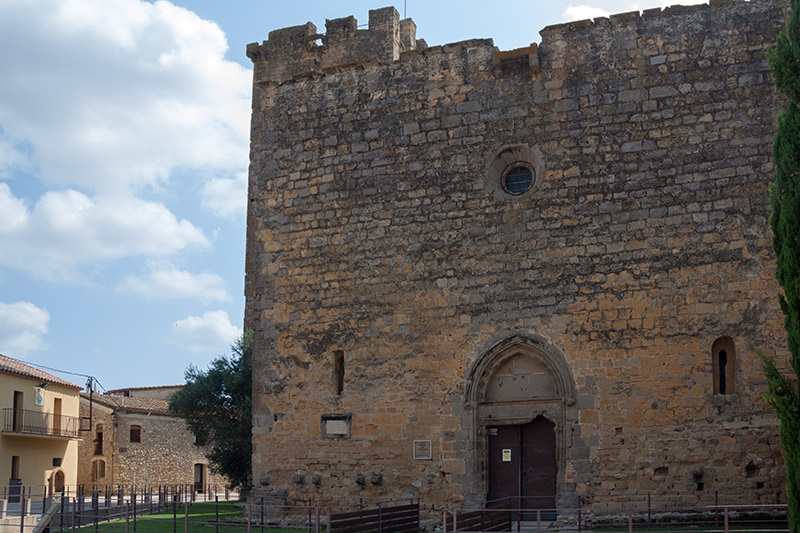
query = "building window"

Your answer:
(11, 456), (20, 479)
(333, 350), (345, 396)
(91, 459), (106, 481)
(712, 336), (736, 395)
(94, 424), (103, 455)
(52, 458), (62, 467)
(502, 164), (535, 195)
(130, 424), (141, 443)
(487, 145), (544, 199)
